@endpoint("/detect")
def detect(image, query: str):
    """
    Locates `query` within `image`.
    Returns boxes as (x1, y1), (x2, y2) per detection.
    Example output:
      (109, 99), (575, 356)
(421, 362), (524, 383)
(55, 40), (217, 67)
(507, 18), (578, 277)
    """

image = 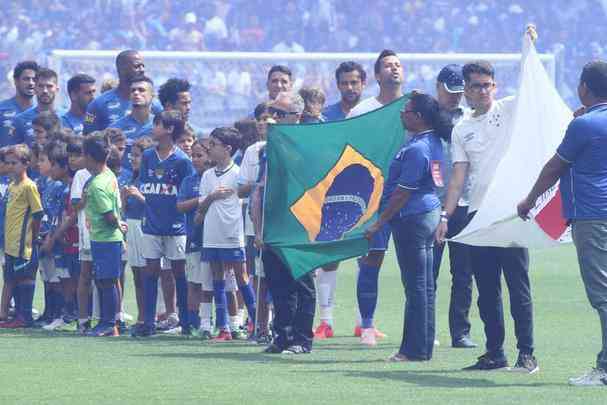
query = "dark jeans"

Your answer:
(433, 205), (474, 342)
(391, 208), (440, 360)
(262, 248), (316, 351)
(468, 223), (534, 356)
